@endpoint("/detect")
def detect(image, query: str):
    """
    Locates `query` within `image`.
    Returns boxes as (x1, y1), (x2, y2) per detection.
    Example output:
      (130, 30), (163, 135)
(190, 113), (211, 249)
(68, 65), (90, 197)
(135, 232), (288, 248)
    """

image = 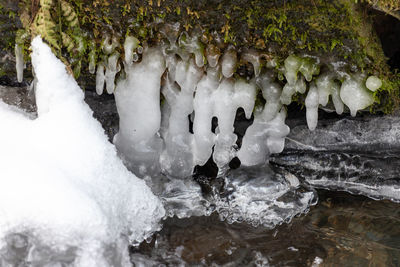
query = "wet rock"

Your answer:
(270, 114), (400, 202)
(0, 85), (36, 115)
